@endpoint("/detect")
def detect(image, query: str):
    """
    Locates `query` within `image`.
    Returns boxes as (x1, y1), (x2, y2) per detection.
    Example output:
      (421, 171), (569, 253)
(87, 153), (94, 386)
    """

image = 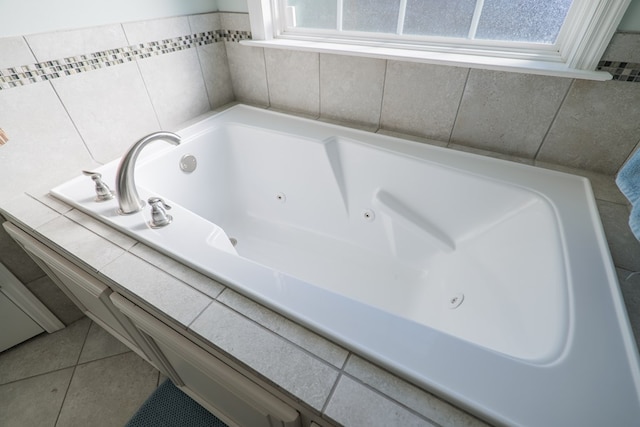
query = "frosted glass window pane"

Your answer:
(343, 0), (401, 33)
(404, 0), (477, 38)
(476, 0), (573, 43)
(286, 0), (337, 30)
